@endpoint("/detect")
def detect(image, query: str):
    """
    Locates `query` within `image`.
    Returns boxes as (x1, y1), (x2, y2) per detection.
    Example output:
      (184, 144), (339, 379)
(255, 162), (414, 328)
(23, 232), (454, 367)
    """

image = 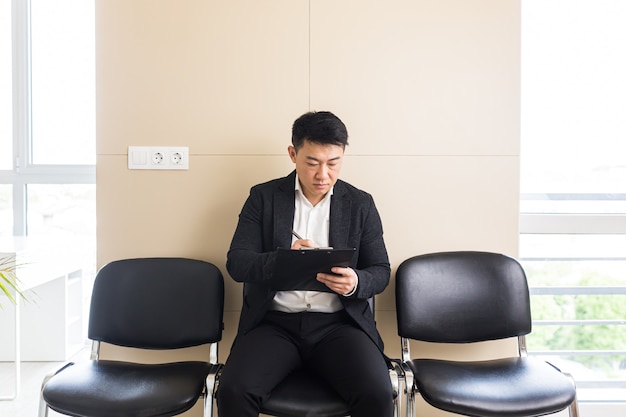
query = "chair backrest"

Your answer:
(395, 251), (531, 343)
(88, 257), (224, 349)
